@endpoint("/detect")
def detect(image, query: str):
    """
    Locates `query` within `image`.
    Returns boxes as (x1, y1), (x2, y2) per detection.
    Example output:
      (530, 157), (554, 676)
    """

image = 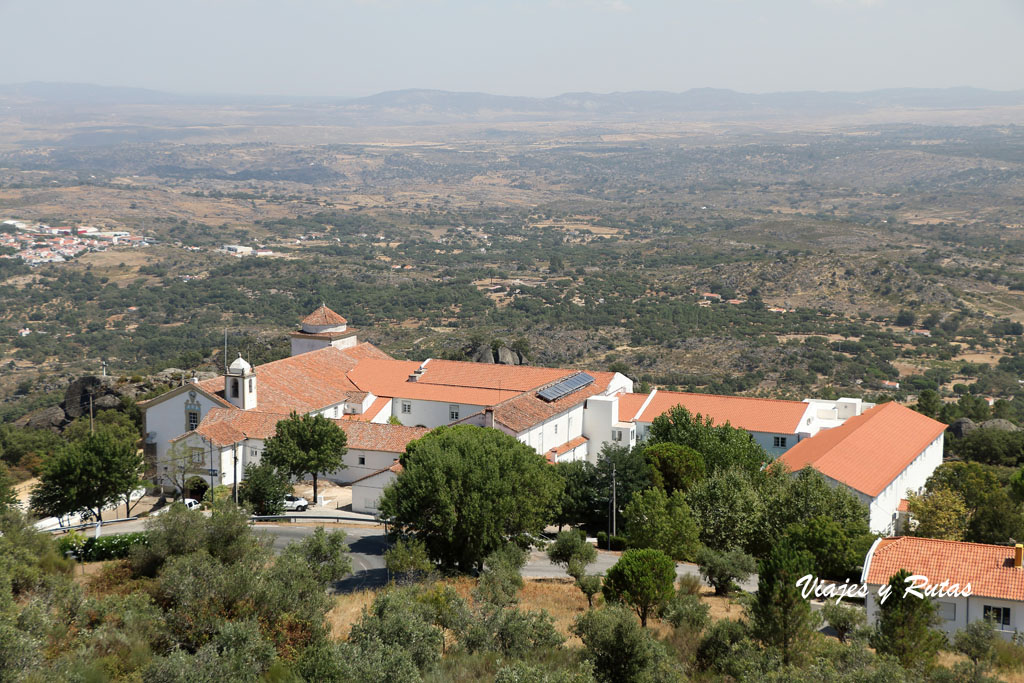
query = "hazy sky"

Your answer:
(2, 0), (1022, 97)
